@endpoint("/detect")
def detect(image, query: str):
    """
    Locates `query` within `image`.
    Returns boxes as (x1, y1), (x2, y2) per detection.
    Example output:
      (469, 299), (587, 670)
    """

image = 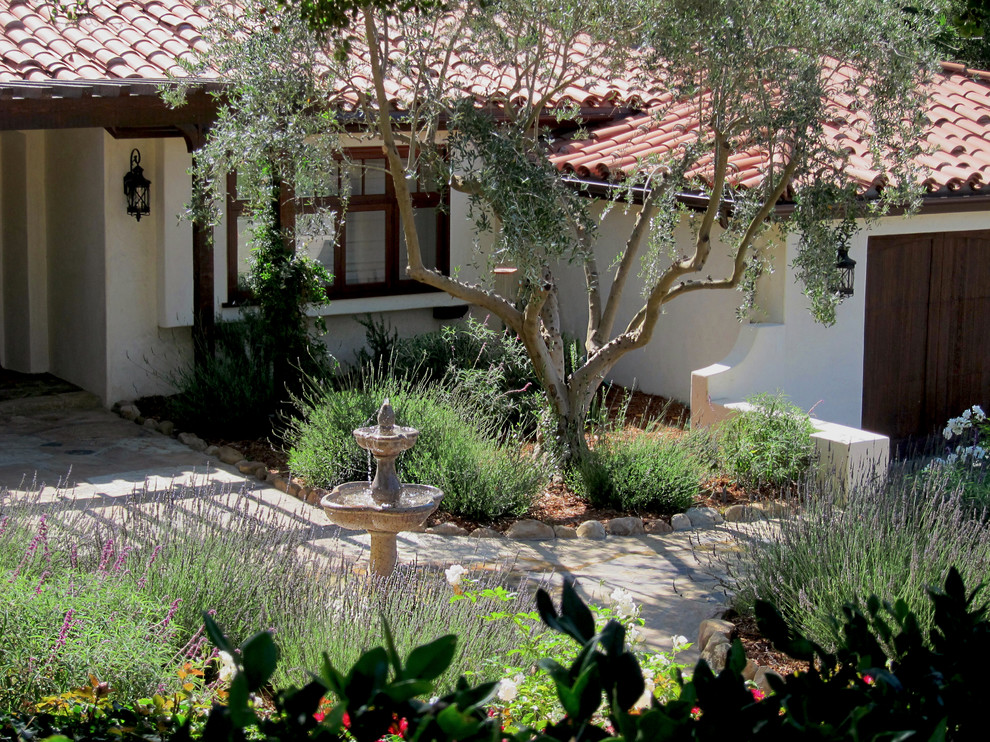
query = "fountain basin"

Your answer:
(321, 482), (442, 533)
(353, 425), (419, 459)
